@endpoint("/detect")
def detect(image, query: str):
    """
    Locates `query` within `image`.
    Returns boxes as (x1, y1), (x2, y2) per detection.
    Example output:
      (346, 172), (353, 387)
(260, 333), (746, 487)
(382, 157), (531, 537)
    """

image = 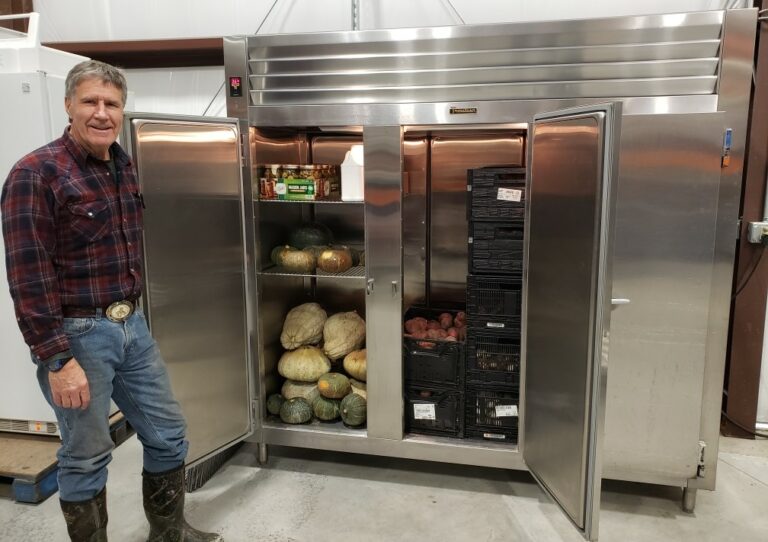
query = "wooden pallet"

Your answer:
(0, 412), (130, 504)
